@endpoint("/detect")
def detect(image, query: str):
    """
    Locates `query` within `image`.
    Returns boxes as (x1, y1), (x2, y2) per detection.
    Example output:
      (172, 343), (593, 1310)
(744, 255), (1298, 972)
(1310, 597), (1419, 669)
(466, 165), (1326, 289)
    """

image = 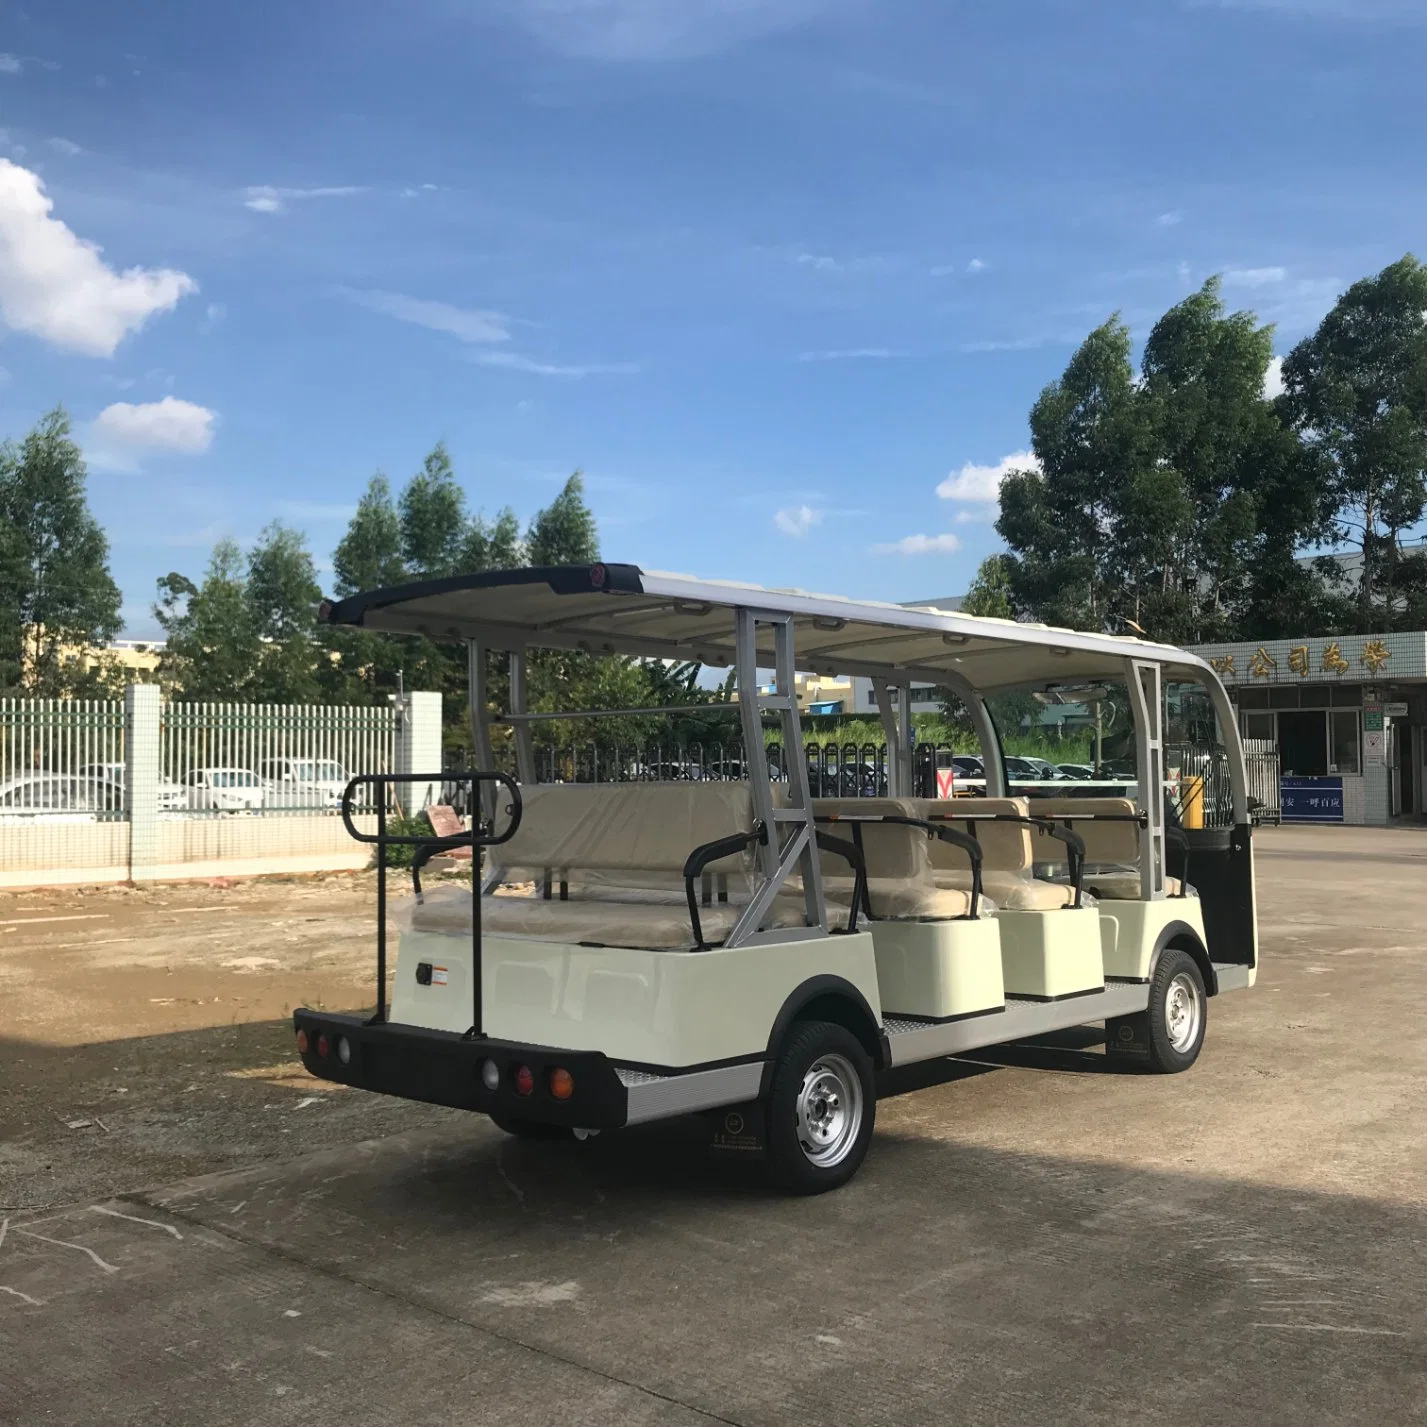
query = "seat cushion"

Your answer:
(409, 886), (807, 952)
(933, 870), (1078, 910)
(822, 877), (975, 921)
(1085, 873), (1184, 901)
